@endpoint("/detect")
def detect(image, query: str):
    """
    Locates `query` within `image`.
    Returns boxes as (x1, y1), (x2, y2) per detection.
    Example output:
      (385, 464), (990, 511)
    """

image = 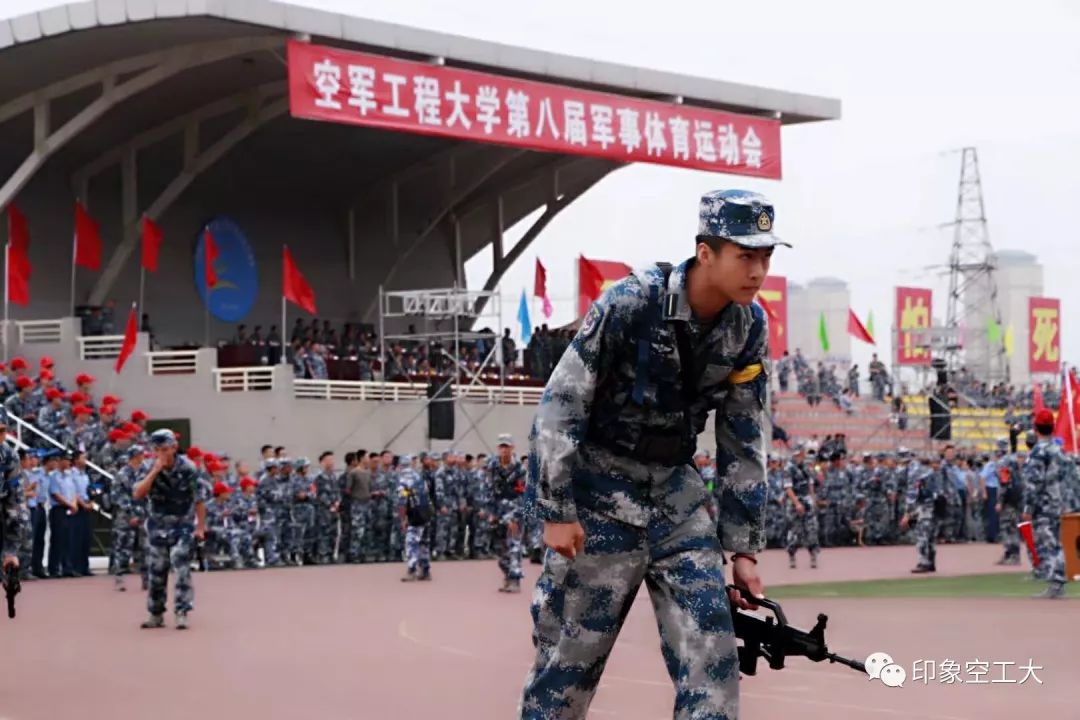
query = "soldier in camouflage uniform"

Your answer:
(901, 455), (946, 573)
(233, 477), (260, 567)
(109, 449), (145, 591)
(489, 435), (526, 592)
(1022, 410), (1067, 599)
(428, 453), (452, 558)
(994, 434), (1030, 566)
(396, 455), (433, 581)
(449, 453), (471, 559)
(520, 189), (778, 720)
(818, 451), (850, 548)
(133, 429), (208, 630)
(255, 460), (284, 566)
(765, 456), (787, 548)
(467, 453), (494, 558)
(288, 458), (316, 565)
(784, 446), (821, 566)
(368, 452), (394, 562)
(205, 483), (242, 569)
(0, 422), (26, 578)
(864, 453), (896, 545)
(313, 452), (341, 564)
